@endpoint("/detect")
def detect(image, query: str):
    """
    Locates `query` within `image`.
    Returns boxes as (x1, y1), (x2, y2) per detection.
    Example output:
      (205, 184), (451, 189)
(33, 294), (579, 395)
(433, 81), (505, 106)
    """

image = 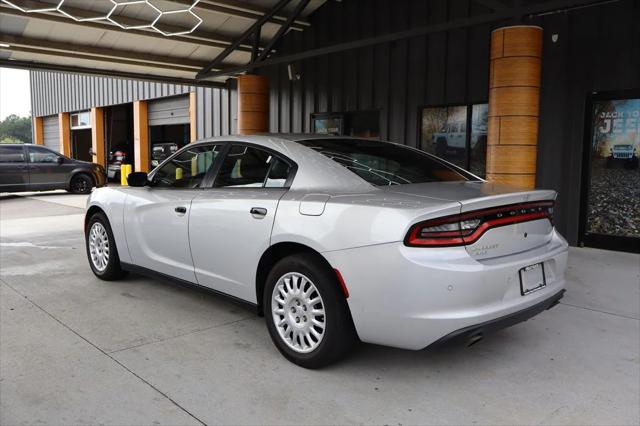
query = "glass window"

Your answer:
(28, 146), (60, 163)
(152, 144), (221, 188)
(0, 146), (25, 163)
(297, 138), (476, 186)
(420, 104), (488, 177)
(585, 97), (640, 240)
(70, 111), (91, 129)
(420, 105), (468, 169)
(470, 104), (488, 178)
(214, 145), (290, 188)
